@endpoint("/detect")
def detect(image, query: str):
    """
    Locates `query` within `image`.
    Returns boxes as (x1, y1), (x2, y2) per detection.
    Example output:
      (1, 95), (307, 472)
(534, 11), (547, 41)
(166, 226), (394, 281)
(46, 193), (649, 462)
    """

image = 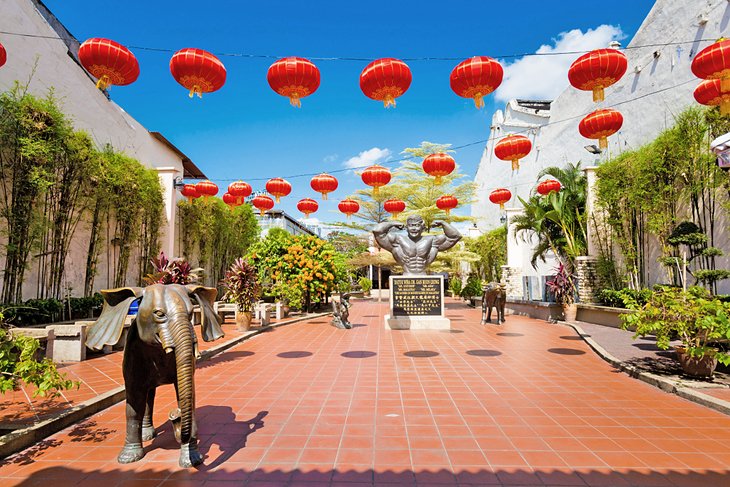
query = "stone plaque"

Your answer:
(391, 276), (443, 317)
